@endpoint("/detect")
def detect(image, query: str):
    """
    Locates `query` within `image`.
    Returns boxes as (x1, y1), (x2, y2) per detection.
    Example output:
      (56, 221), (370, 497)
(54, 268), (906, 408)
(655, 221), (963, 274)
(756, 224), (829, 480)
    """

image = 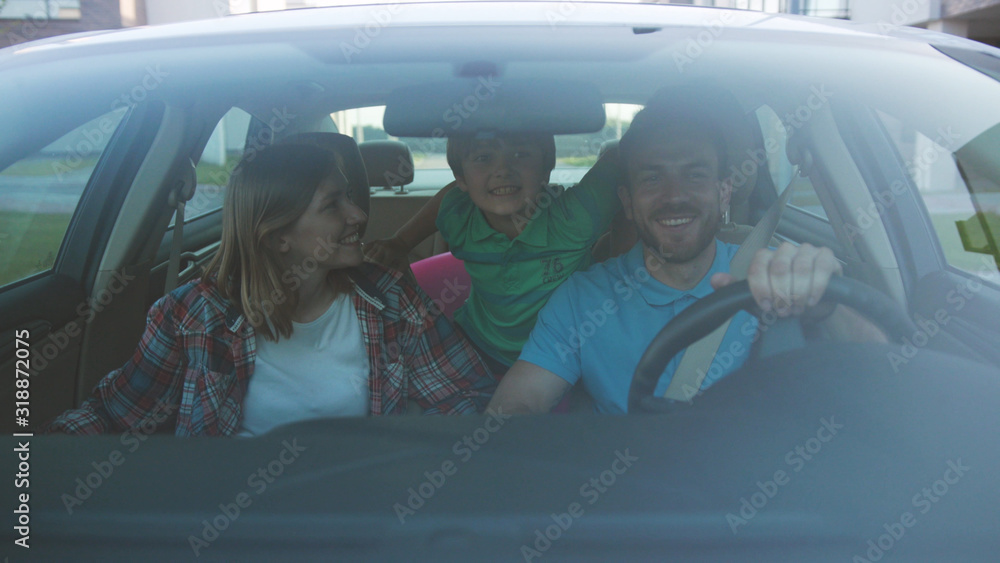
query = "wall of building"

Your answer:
(849, 0), (941, 26)
(144, 0), (229, 25)
(0, 0), (122, 48)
